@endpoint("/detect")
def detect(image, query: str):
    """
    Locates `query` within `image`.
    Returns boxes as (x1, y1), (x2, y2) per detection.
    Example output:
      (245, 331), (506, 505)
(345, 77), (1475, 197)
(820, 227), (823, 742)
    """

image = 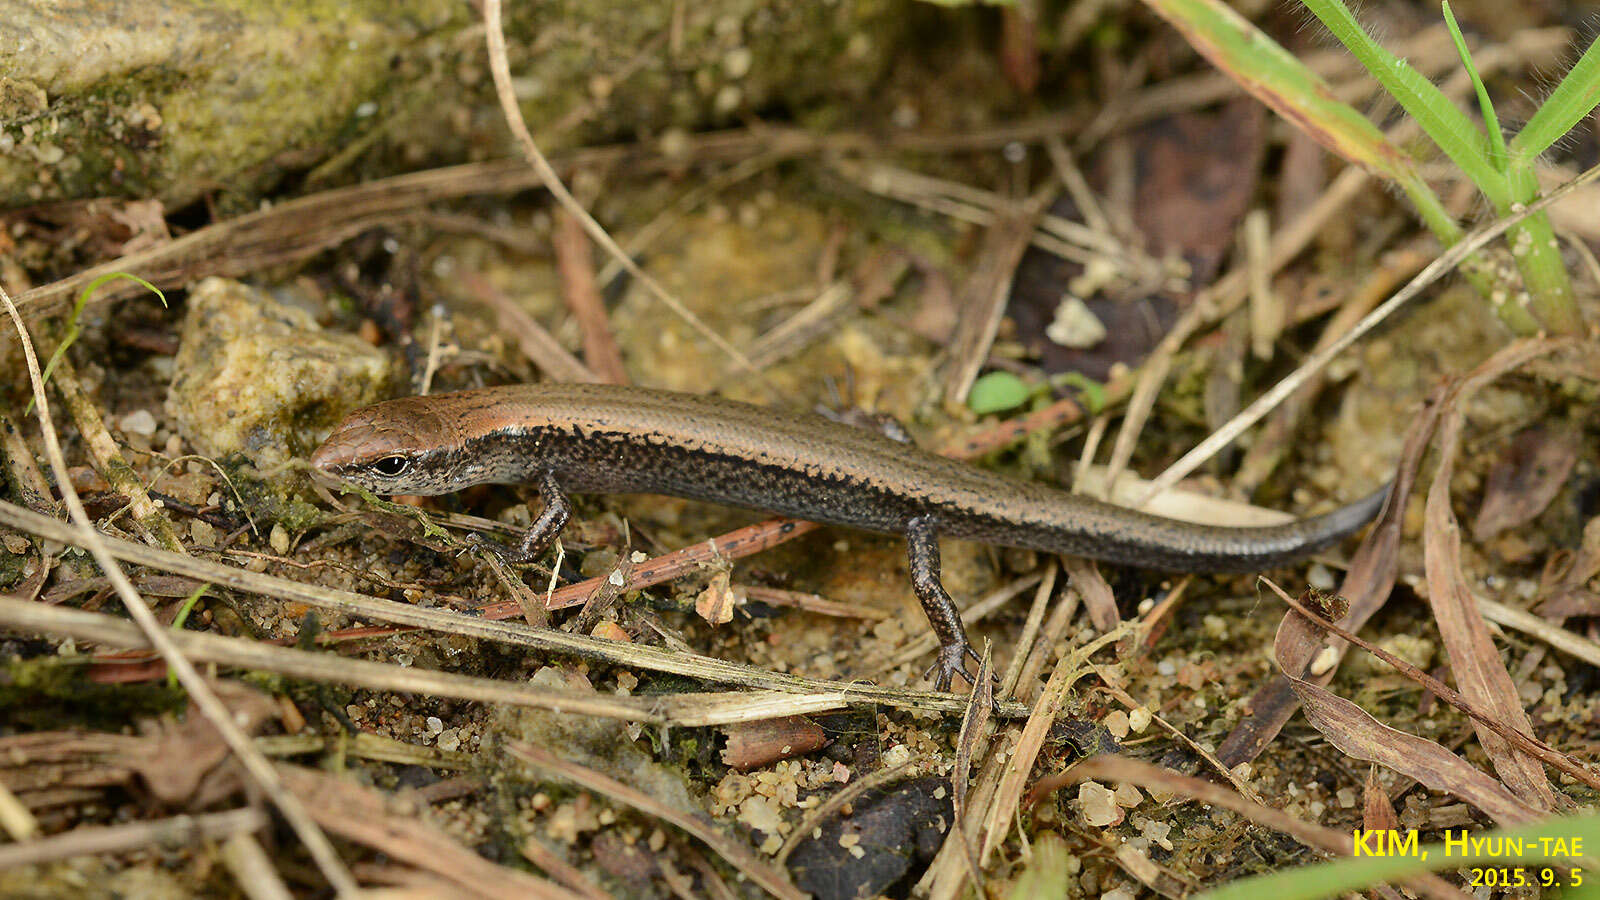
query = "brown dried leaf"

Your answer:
(1215, 382), (1446, 768)
(128, 680), (277, 806)
(1130, 99), (1265, 283)
(1471, 423), (1579, 542)
(1062, 557), (1118, 632)
(1362, 766), (1399, 833)
(1423, 341), (1571, 812)
(1288, 678), (1538, 826)
(279, 766), (571, 900)
(1538, 516), (1600, 618)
